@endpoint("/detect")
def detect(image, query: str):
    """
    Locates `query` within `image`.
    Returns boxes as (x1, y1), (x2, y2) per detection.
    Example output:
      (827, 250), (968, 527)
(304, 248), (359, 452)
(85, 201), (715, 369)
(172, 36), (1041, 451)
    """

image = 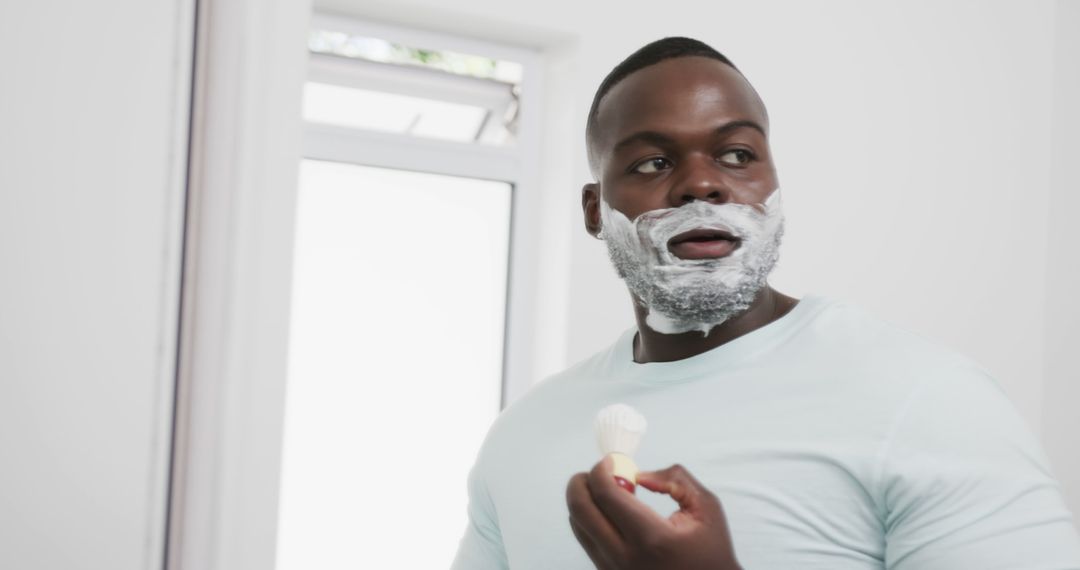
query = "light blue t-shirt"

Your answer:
(452, 295), (1080, 569)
